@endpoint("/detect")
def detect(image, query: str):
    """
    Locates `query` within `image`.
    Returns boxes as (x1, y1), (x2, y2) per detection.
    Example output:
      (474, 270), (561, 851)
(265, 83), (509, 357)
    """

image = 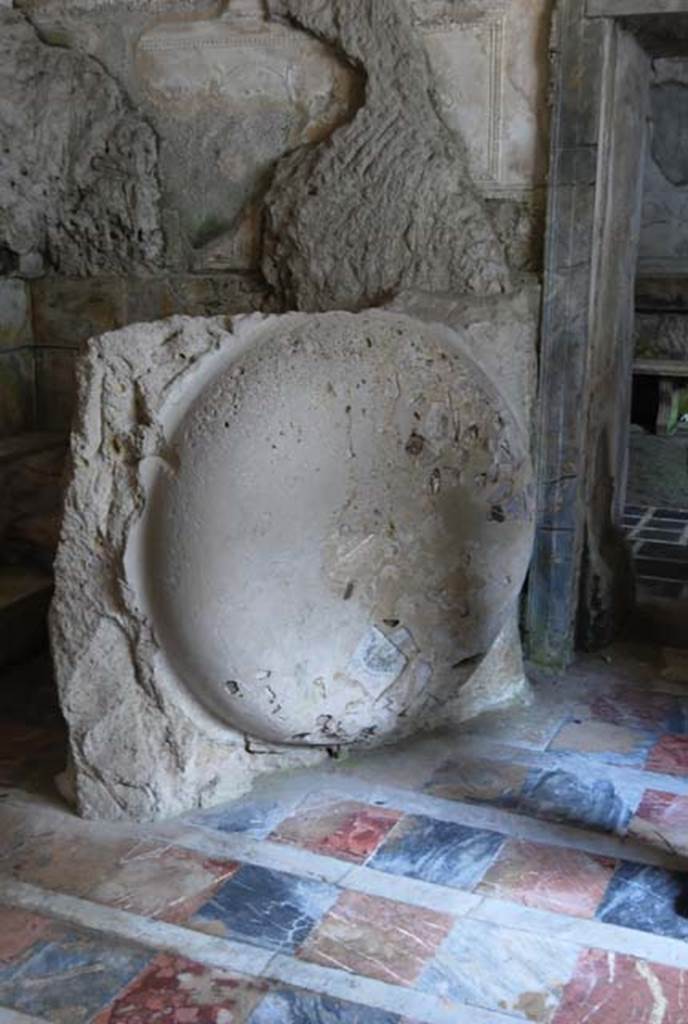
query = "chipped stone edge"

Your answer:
(50, 301), (535, 822)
